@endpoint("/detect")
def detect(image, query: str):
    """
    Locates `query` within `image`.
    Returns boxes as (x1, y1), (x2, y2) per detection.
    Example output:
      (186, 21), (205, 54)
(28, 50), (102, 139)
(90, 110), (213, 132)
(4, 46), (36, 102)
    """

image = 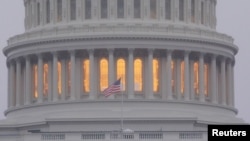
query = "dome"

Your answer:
(0, 0), (244, 141)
